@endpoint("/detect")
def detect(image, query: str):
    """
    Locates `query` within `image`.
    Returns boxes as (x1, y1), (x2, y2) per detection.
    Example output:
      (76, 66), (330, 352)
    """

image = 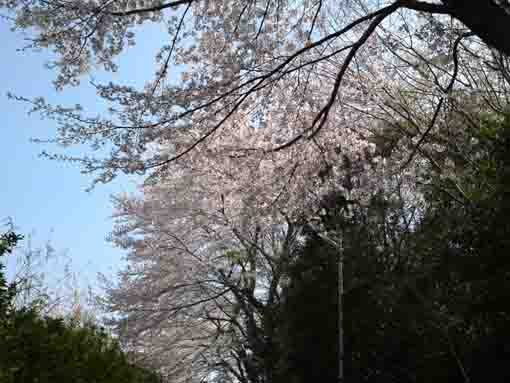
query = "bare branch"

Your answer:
(108, 0), (194, 17)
